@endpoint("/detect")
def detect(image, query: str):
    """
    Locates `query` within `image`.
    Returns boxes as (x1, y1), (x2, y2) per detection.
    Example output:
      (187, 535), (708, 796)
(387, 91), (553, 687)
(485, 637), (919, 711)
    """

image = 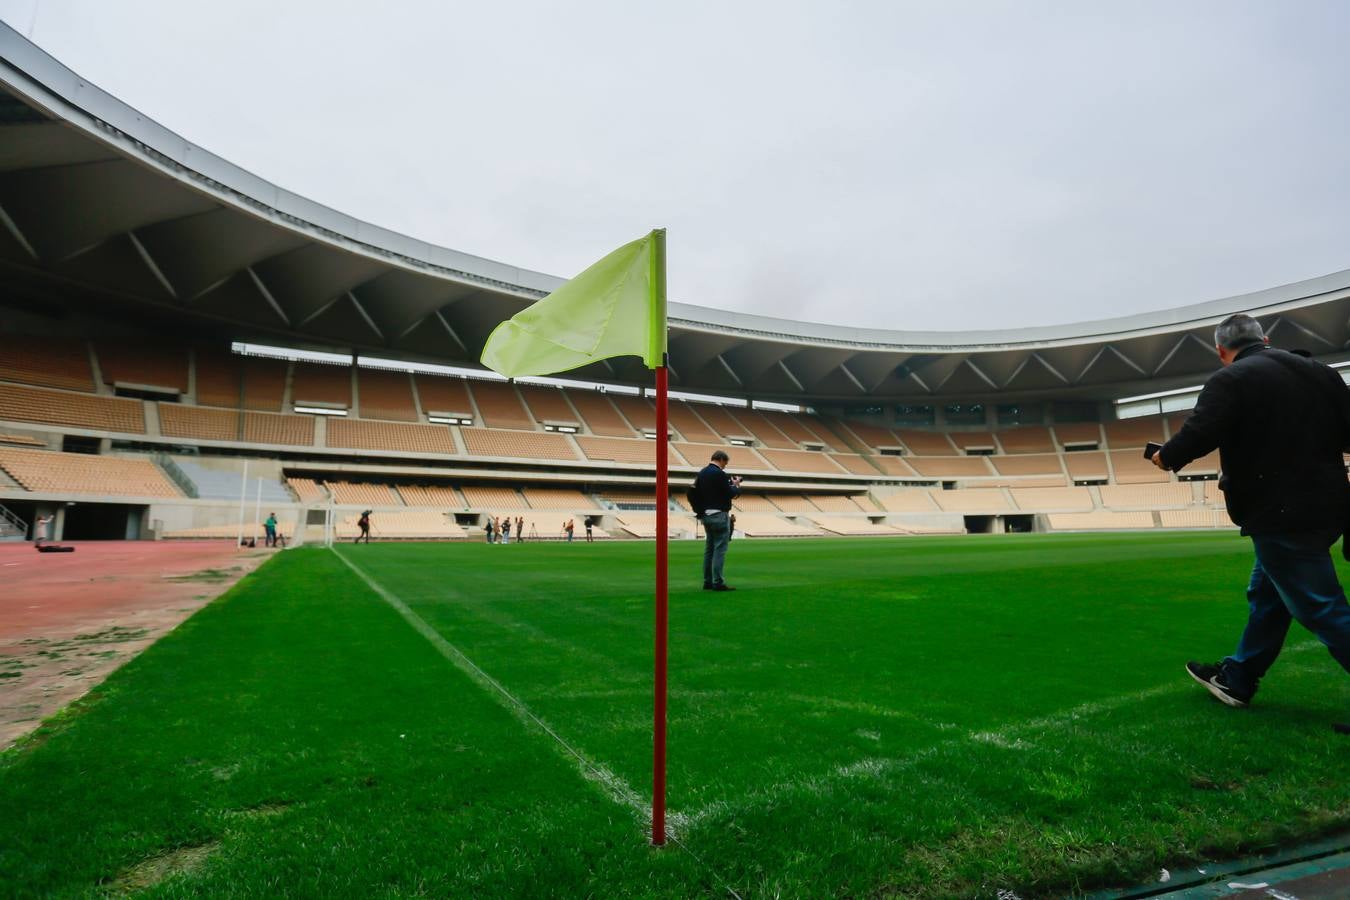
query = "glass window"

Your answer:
(996, 403), (1042, 426)
(943, 403), (985, 426)
(895, 404), (935, 427)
